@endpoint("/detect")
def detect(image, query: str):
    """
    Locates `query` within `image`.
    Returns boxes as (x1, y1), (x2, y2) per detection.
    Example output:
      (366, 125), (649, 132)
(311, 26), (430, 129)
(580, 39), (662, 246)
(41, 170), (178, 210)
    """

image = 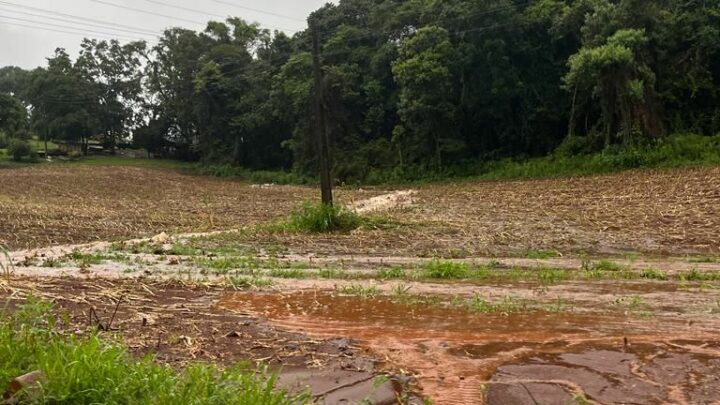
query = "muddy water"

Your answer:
(219, 291), (720, 404)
